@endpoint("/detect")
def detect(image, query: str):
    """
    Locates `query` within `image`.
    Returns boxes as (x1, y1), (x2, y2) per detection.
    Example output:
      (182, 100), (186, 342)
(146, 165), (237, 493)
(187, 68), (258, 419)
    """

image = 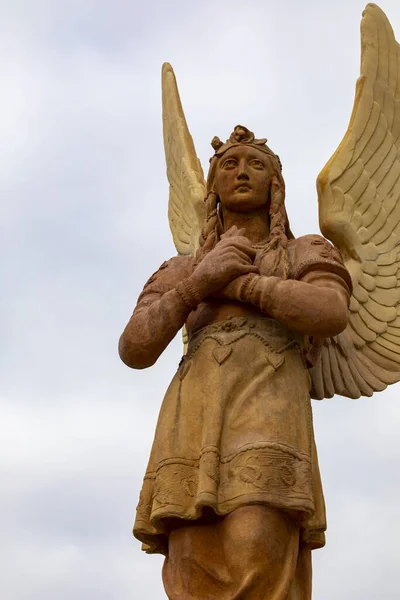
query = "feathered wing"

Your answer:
(311, 3), (400, 399)
(162, 63), (206, 255)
